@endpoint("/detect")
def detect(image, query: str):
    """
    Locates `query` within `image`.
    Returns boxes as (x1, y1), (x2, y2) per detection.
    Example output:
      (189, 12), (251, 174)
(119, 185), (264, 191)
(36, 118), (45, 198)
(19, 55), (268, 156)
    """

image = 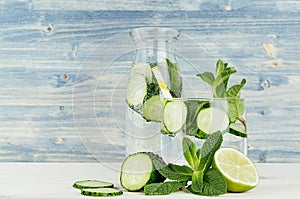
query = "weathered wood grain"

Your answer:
(0, 0), (299, 162)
